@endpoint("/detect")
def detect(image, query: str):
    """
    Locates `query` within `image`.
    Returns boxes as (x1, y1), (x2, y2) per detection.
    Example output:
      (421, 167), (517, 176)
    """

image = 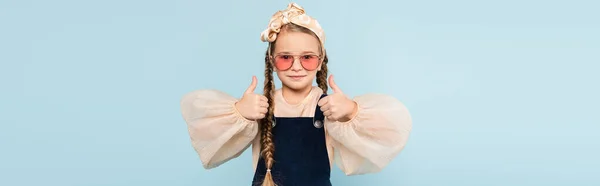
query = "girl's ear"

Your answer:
(317, 61), (322, 71)
(269, 57), (278, 72)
